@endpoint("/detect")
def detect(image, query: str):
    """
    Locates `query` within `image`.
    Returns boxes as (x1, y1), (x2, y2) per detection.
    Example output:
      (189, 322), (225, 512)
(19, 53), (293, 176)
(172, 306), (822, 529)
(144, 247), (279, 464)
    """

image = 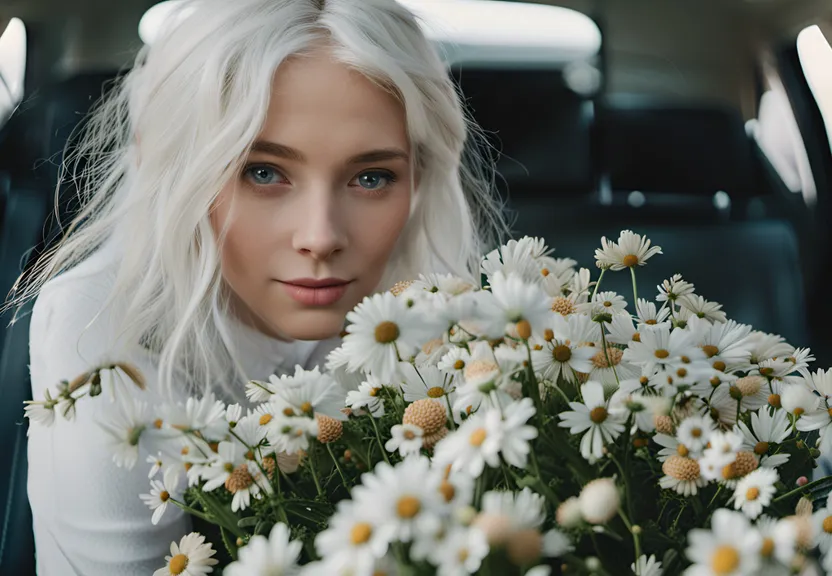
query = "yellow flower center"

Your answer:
(469, 428), (487, 446)
(396, 496), (421, 519)
(543, 329), (555, 342)
(369, 387), (381, 397)
(823, 516), (832, 534)
(677, 368), (688, 378)
(623, 254), (639, 267)
(439, 480), (455, 503)
(259, 414), (272, 426)
(283, 407), (295, 417)
(711, 545), (740, 575)
(632, 332), (641, 342)
(794, 407), (805, 417)
(702, 345), (719, 358)
(160, 491), (170, 502)
(768, 394), (781, 408)
(677, 444), (689, 457)
(300, 402), (313, 415)
(374, 321), (400, 344)
(591, 348), (623, 369)
(403, 429), (417, 440)
(153, 418), (163, 429)
(552, 345), (572, 363)
(691, 428), (702, 438)
(754, 441), (769, 455)
(427, 387), (445, 399)
(590, 407), (608, 424)
(351, 522), (373, 545)
(713, 361), (726, 372)
(654, 349), (670, 359)
(169, 554), (188, 575)
(453, 359), (465, 370)
(516, 319), (532, 340)
(760, 537), (775, 558)
(746, 487), (760, 501)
